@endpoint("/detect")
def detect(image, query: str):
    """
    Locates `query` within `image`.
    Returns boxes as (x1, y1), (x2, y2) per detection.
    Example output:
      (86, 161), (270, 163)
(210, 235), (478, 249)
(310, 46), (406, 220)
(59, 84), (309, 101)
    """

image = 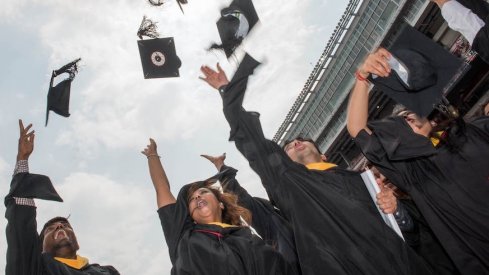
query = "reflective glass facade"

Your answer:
(274, 0), (427, 152)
